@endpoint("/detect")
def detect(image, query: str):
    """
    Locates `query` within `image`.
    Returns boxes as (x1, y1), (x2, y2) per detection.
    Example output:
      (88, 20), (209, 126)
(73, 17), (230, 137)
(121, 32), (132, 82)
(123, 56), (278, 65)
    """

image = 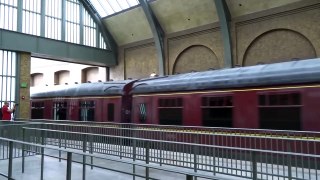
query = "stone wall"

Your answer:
(111, 1), (320, 79)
